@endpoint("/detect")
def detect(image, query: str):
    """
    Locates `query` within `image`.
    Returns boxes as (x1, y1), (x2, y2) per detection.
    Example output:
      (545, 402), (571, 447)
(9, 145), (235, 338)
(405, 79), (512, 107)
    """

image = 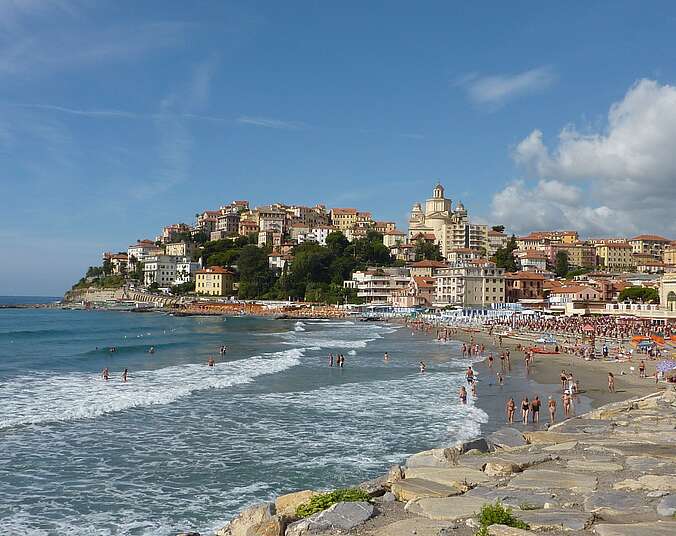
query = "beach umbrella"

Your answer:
(655, 360), (676, 373)
(582, 324), (595, 332)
